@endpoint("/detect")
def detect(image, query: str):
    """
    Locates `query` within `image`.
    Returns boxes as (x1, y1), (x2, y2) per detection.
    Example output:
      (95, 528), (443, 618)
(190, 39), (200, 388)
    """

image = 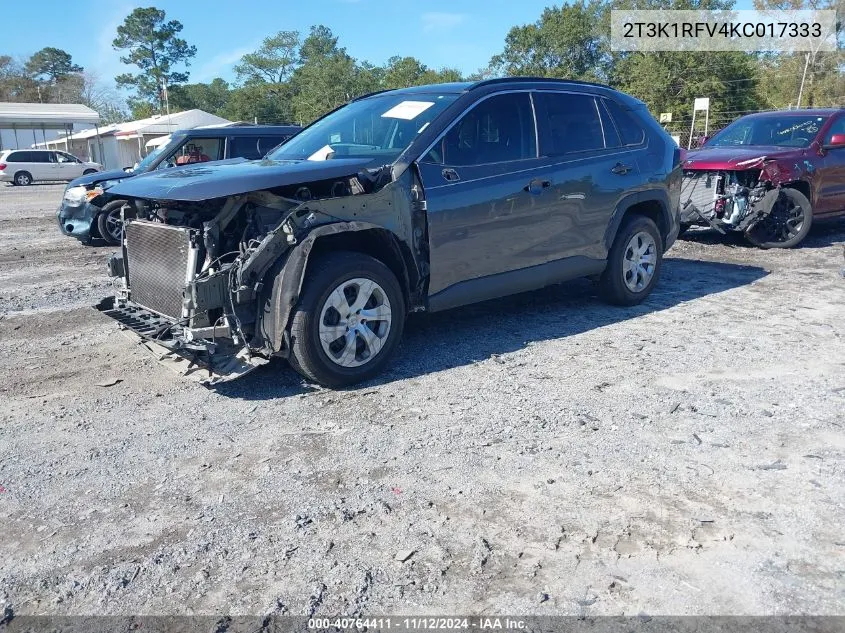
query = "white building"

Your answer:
(0, 102), (100, 152)
(37, 109), (231, 170)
